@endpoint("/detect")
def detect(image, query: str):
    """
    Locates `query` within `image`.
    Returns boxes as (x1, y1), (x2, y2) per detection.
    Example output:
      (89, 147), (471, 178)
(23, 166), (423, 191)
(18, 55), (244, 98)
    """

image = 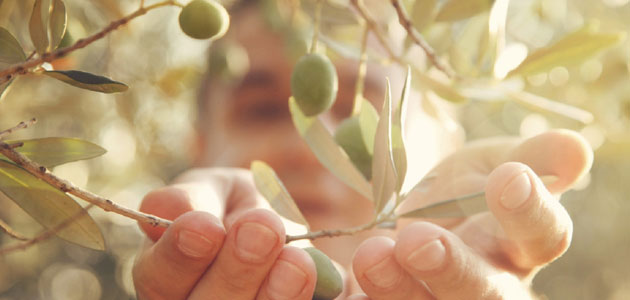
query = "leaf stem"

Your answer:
(309, 0), (323, 54)
(351, 24), (369, 117)
(0, 0), (183, 85)
(0, 218), (29, 241)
